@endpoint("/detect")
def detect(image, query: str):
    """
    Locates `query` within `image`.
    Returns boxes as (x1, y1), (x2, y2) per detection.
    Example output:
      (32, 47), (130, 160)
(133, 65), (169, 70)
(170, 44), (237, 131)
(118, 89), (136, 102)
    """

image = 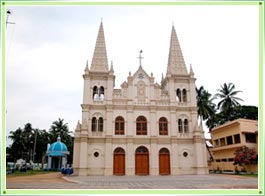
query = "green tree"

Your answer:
(230, 105), (258, 120)
(215, 83), (243, 120)
(49, 118), (74, 164)
(8, 124), (35, 162)
(196, 86), (216, 127)
(8, 128), (25, 161)
(33, 129), (50, 165)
